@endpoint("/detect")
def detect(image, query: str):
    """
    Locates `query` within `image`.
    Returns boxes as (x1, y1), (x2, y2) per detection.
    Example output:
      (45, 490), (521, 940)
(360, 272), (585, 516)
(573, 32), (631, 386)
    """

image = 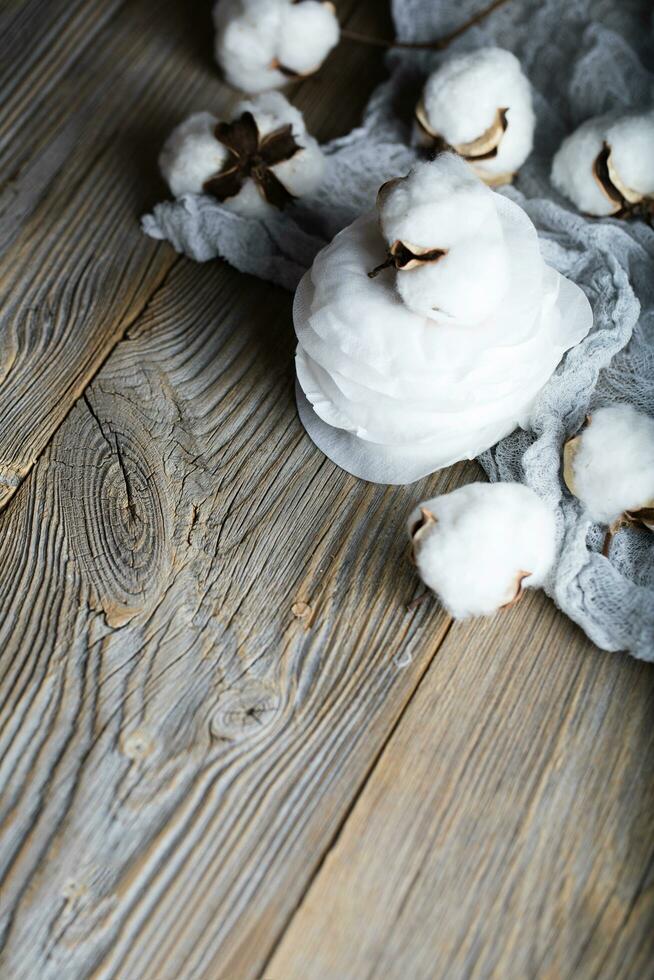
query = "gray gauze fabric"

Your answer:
(142, 0), (654, 659)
